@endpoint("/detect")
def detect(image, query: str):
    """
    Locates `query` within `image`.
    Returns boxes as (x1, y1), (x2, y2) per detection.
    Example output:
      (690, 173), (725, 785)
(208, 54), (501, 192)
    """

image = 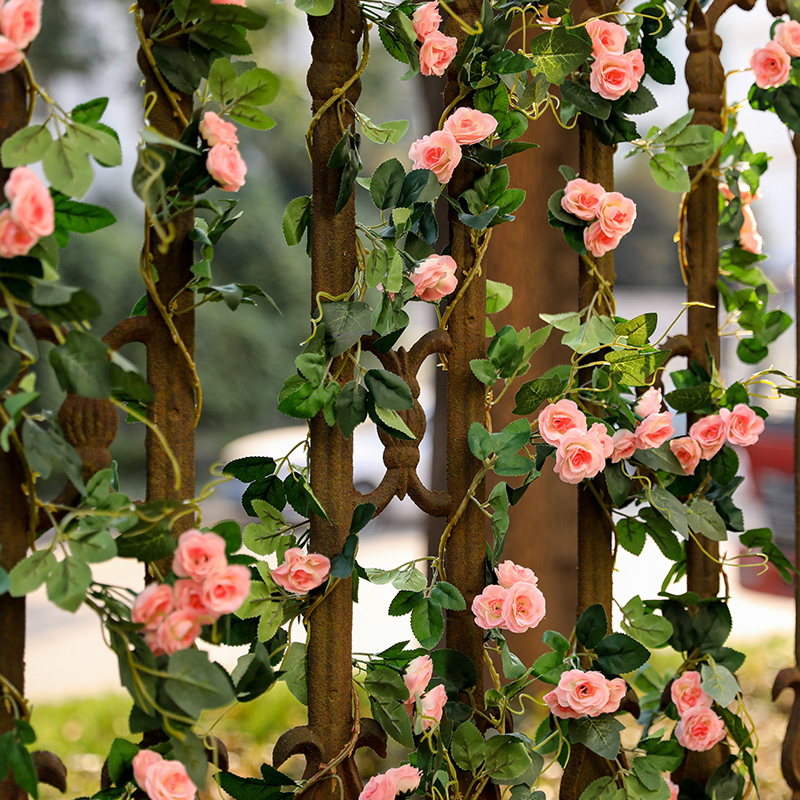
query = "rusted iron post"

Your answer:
(136, 0), (196, 536)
